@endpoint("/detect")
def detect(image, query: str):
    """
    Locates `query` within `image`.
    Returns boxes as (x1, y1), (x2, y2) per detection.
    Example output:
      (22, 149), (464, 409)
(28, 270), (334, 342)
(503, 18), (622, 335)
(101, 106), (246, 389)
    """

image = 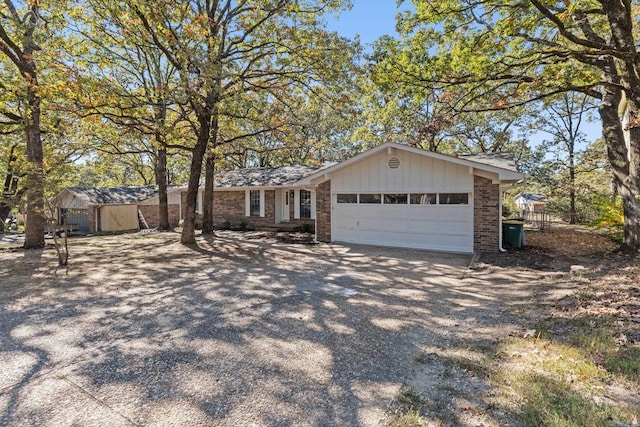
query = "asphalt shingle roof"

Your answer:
(213, 164), (330, 188)
(458, 152), (518, 172)
(516, 193), (546, 202)
(65, 186), (159, 205)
